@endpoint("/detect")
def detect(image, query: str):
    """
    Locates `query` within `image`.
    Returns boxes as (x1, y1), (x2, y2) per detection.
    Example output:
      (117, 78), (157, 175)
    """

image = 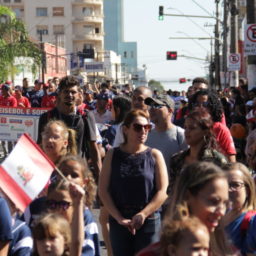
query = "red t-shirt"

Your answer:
(136, 242), (161, 256)
(0, 95), (17, 107)
(41, 95), (57, 108)
(213, 122), (236, 156)
(15, 96), (31, 108)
